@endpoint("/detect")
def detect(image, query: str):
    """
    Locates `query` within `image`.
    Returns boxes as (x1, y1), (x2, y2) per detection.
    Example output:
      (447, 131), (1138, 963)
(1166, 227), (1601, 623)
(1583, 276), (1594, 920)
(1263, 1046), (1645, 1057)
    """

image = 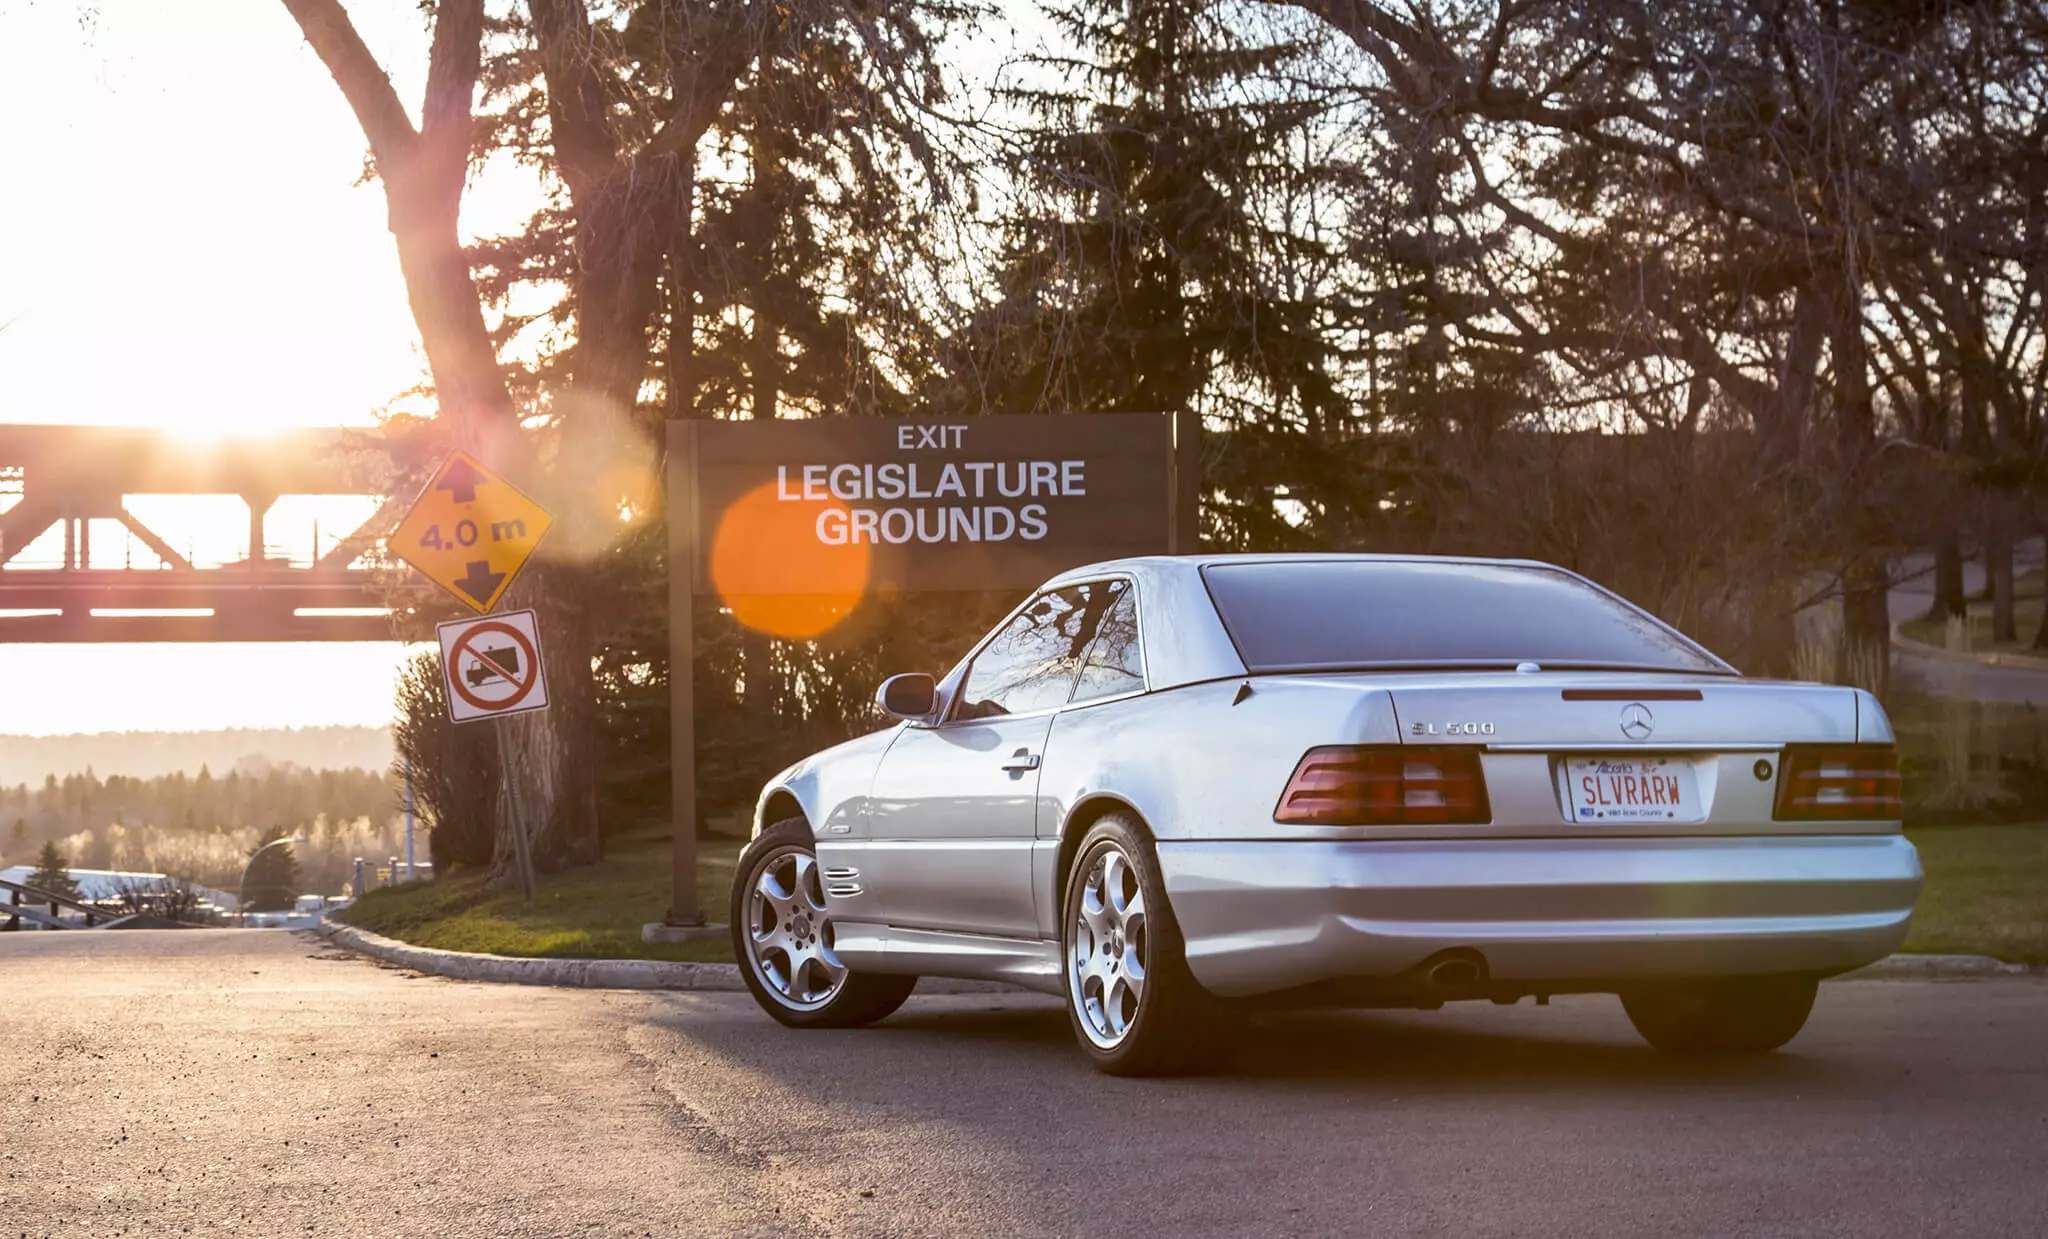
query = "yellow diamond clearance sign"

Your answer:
(391, 451), (554, 613)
